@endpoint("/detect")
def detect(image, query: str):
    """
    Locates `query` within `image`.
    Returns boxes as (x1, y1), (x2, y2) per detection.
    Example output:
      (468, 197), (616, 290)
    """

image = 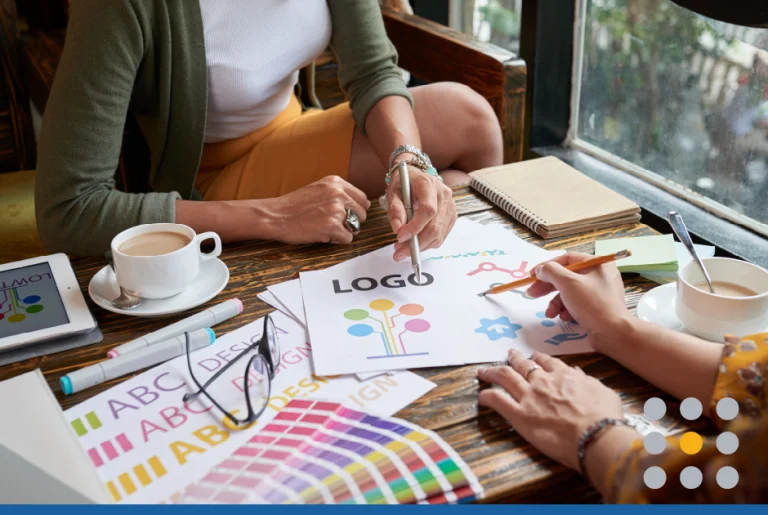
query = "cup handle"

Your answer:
(196, 232), (222, 262)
